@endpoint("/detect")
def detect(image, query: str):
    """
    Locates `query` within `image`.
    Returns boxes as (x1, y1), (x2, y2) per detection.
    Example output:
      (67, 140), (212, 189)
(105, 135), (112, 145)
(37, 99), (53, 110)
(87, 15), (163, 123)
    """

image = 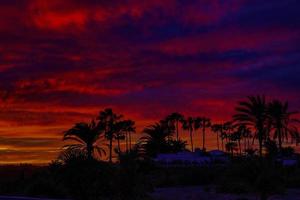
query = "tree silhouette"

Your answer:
(63, 120), (106, 160)
(140, 122), (172, 157)
(114, 121), (126, 154)
(122, 119), (136, 152)
(211, 124), (221, 150)
(234, 96), (268, 157)
(97, 108), (123, 163)
(267, 100), (298, 151)
(225, 141), (238, 156)
(182, 117), (195, 152)
(165, 112), (184, 141)
(199, 117), (211, 151)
